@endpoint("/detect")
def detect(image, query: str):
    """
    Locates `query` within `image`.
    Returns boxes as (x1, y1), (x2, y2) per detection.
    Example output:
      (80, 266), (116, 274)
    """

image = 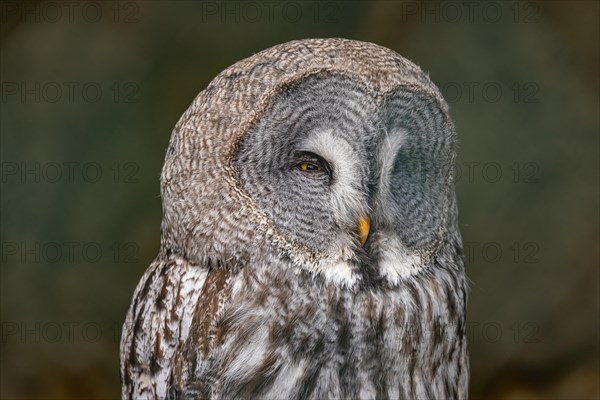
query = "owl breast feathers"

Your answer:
(120, 38), (469, 400)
